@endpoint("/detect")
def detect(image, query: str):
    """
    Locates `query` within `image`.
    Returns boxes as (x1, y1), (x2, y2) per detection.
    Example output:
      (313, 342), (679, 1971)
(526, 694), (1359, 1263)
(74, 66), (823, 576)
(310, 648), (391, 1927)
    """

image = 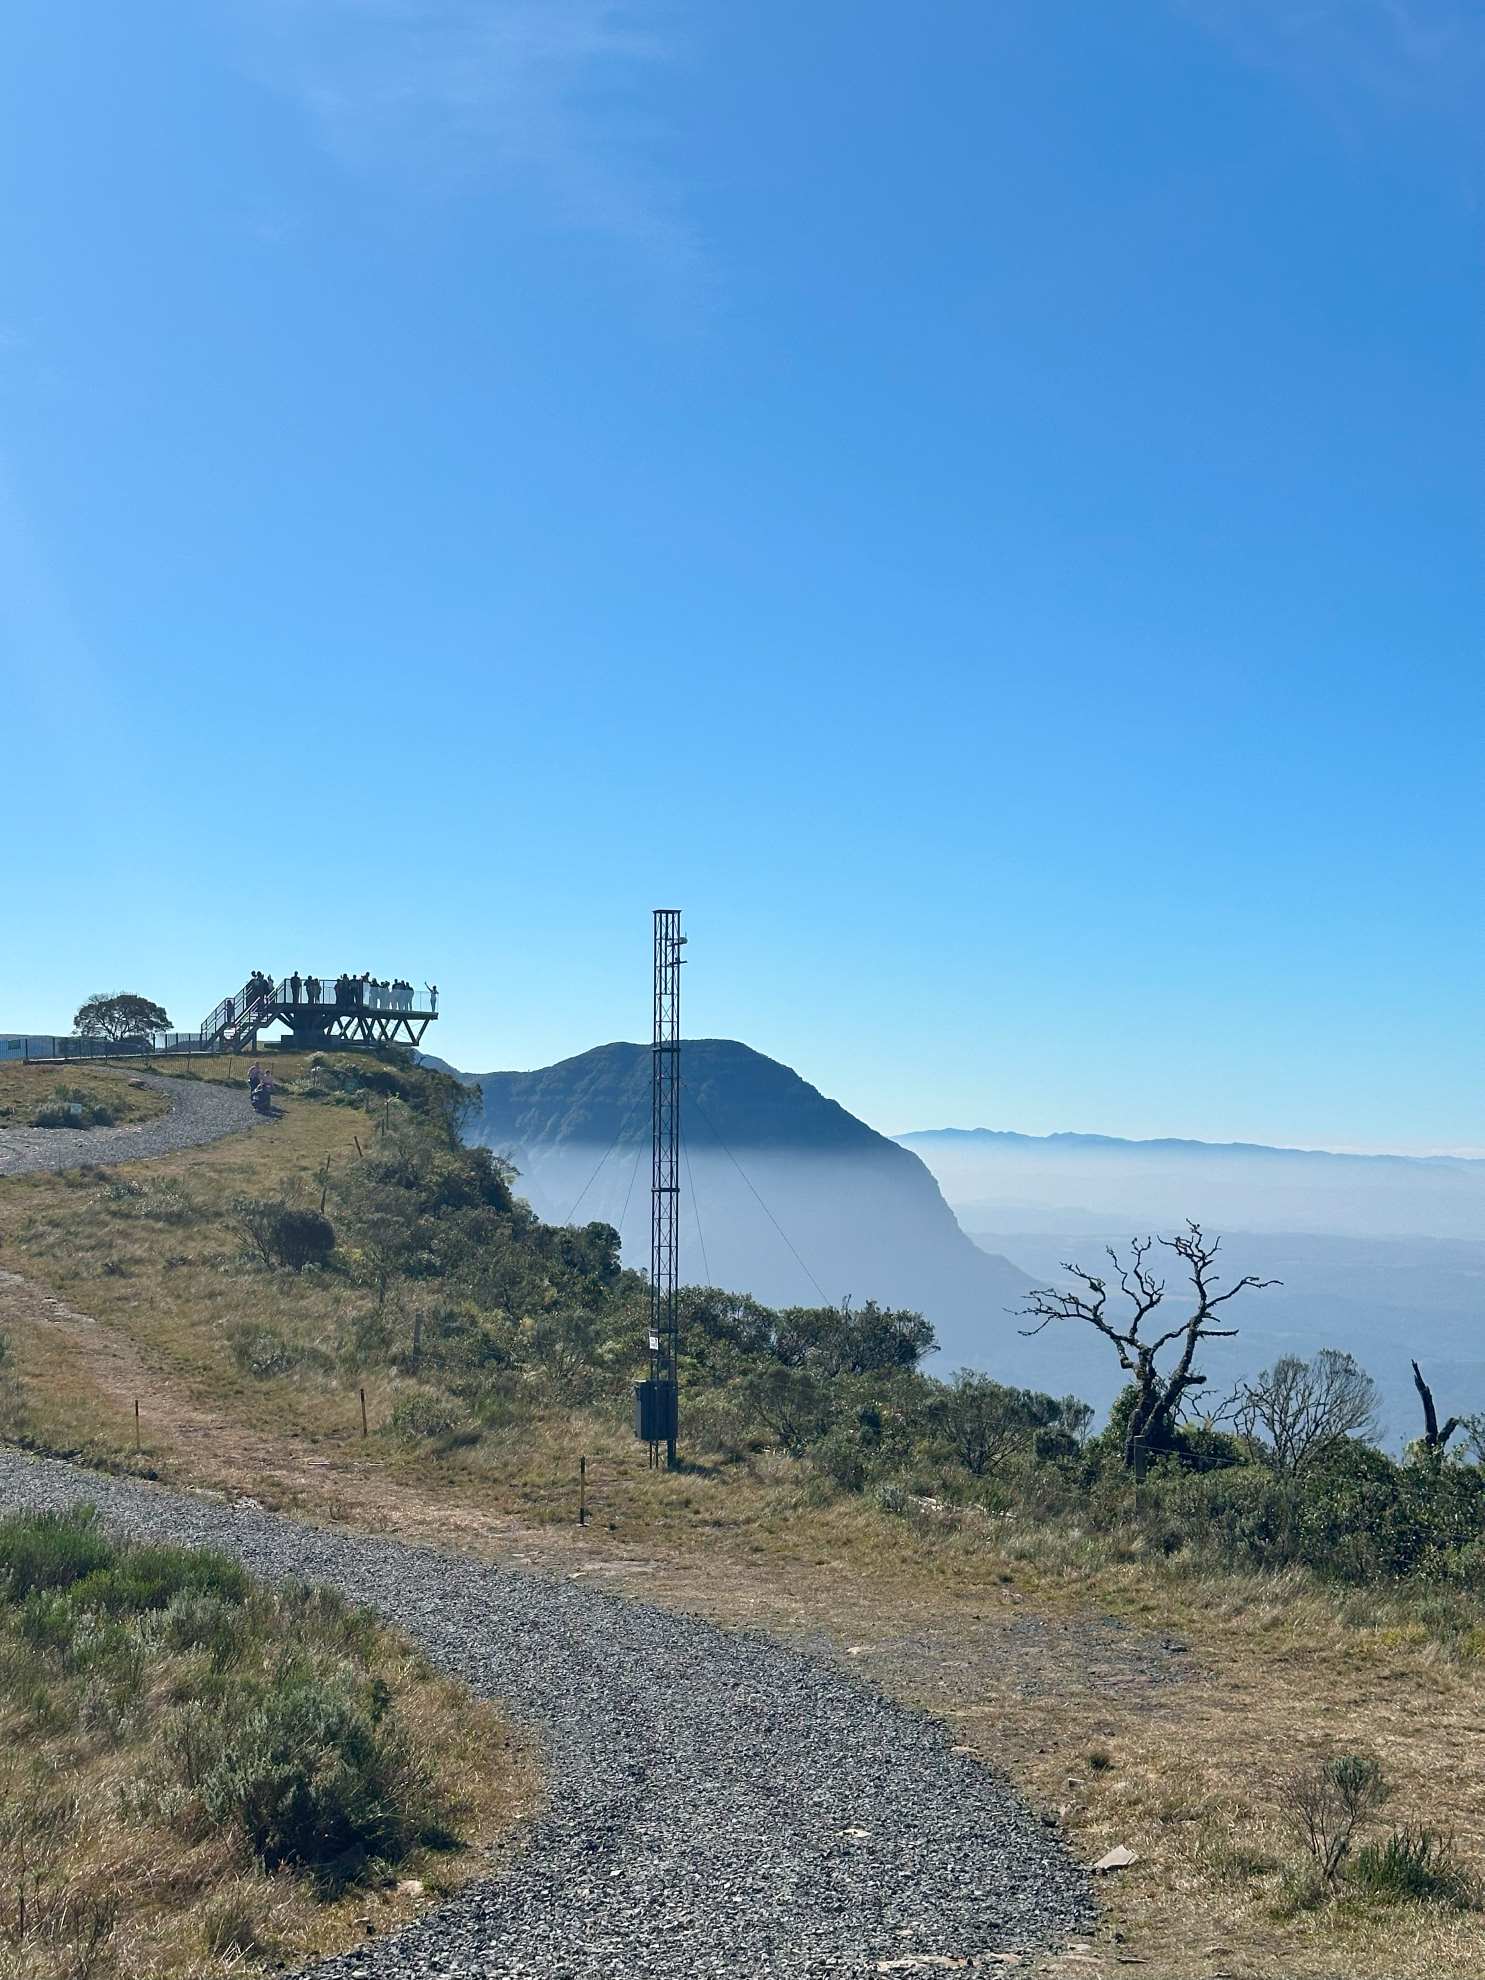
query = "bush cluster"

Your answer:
(30, 1086), (118, 1130)
(234, 1198), (337, 1273)
(1280, 1747), (1482, 1912)
(0, 1507), (457, 1891)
